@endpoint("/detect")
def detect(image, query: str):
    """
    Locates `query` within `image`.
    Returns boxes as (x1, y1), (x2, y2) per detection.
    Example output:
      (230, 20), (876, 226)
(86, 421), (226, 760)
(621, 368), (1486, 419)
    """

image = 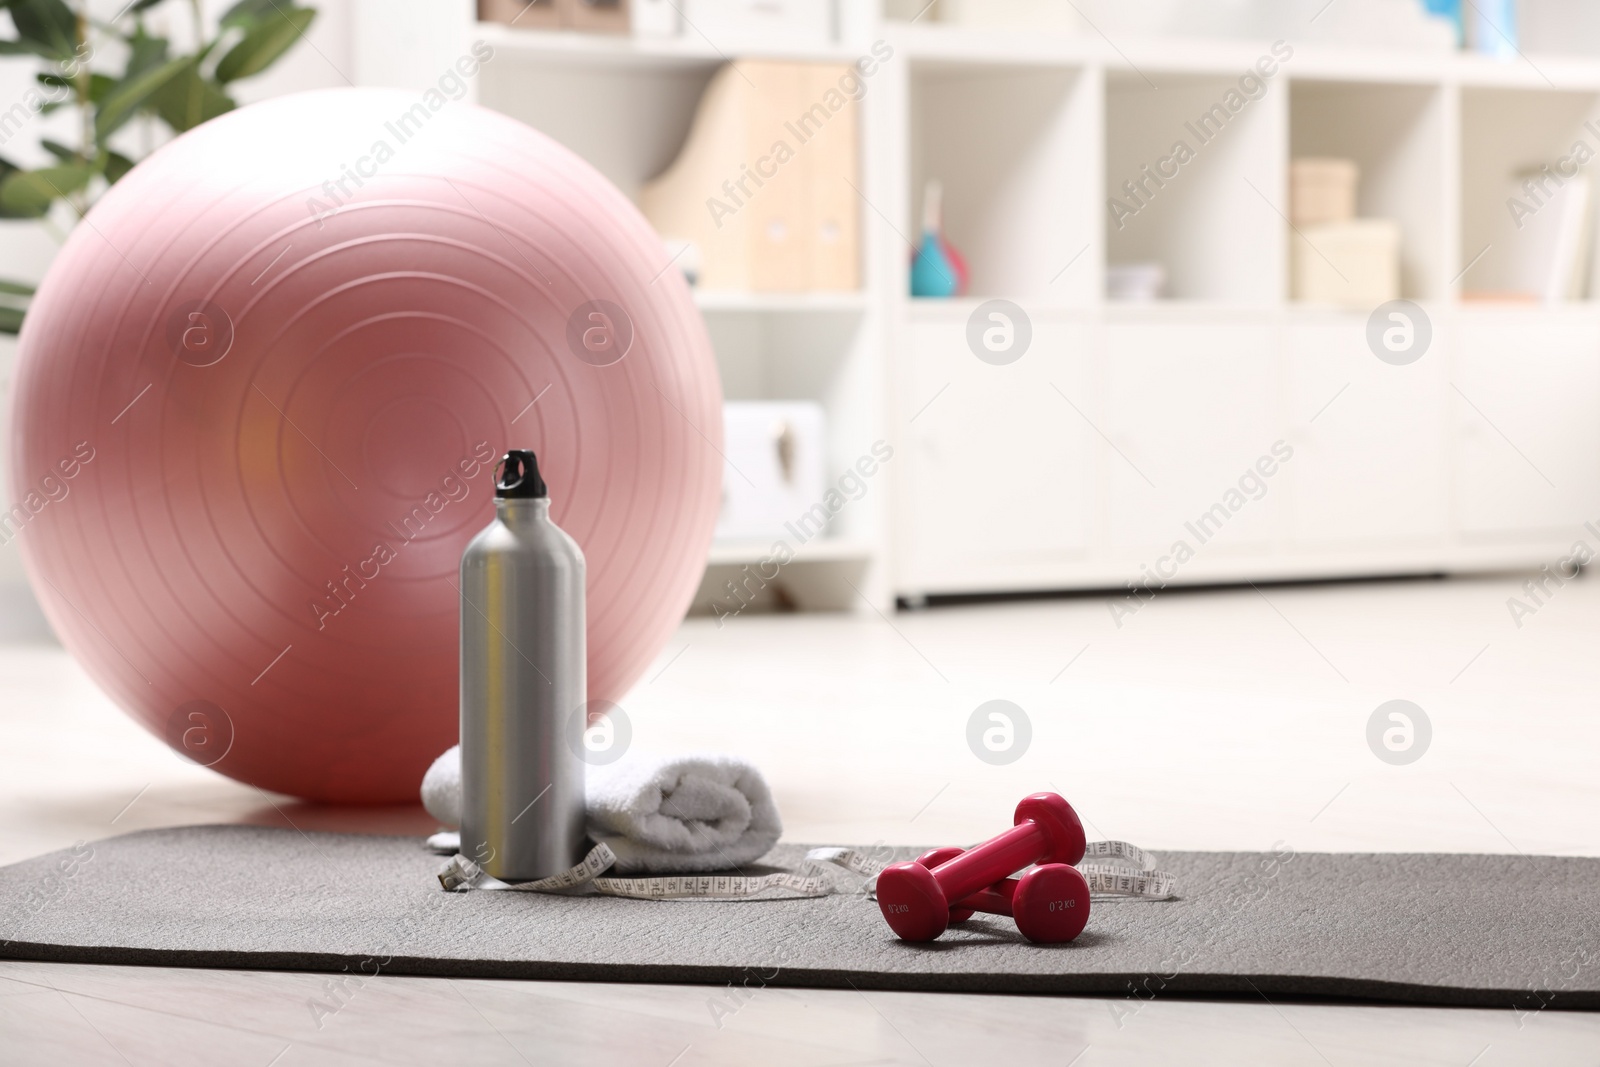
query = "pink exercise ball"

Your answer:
(8, 88), (722, 802)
